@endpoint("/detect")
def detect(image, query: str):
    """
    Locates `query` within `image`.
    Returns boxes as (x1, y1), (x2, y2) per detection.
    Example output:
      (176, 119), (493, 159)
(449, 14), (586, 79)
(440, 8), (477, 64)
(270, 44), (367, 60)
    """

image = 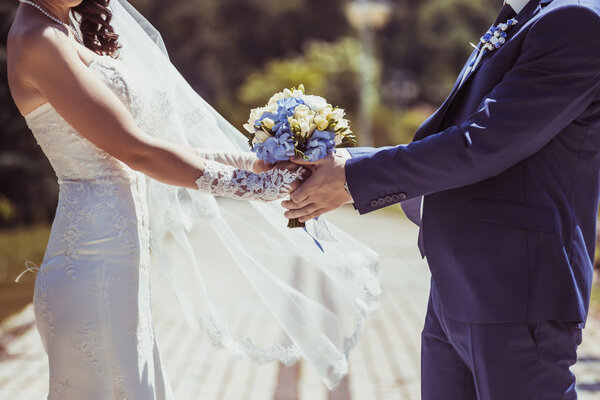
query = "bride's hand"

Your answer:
(252, 159), (310, 191)
(270, 161), (311, 192)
